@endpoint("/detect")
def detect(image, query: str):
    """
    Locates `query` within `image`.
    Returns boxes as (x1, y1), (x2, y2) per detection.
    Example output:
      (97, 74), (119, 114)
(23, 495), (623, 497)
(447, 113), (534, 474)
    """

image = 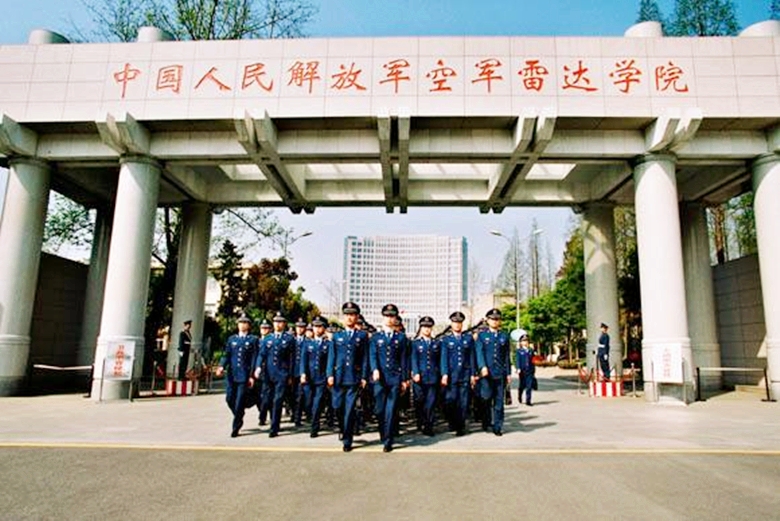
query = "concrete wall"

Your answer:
(713, 254), (767, 386)
(27, 253), (89, 393)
